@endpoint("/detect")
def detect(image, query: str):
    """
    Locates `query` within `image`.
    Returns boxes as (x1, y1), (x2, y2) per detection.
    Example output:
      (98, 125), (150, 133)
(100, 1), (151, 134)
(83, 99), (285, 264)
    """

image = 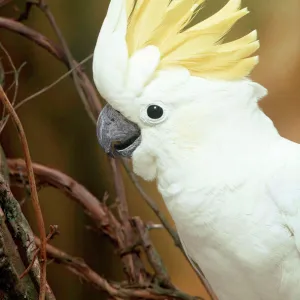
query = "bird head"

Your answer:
(93, 0), (267, 173)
